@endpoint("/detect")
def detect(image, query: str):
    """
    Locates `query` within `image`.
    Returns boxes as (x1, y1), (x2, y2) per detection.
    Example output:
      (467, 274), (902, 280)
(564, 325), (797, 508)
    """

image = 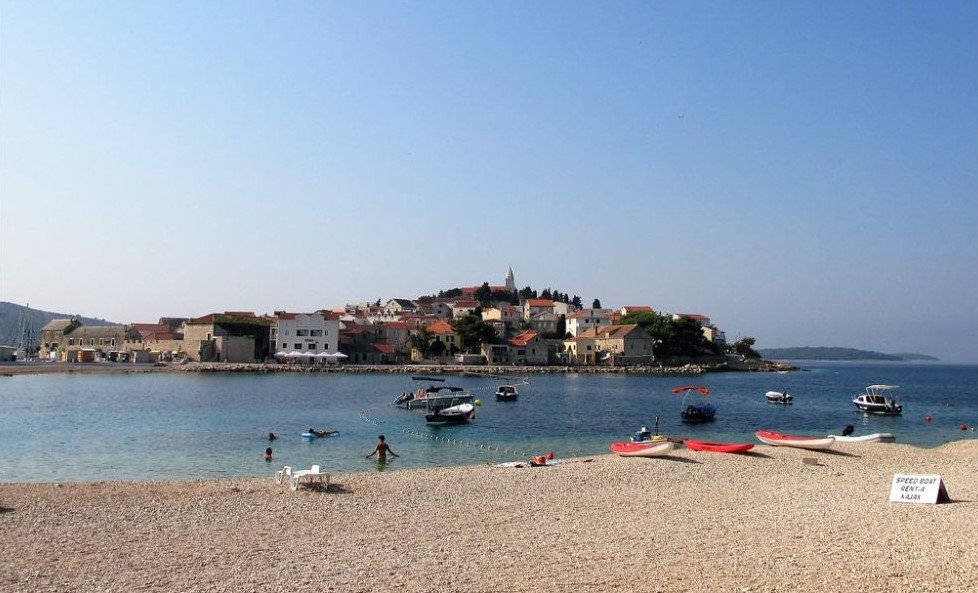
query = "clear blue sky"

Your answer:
(2, 2), (976, 362)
